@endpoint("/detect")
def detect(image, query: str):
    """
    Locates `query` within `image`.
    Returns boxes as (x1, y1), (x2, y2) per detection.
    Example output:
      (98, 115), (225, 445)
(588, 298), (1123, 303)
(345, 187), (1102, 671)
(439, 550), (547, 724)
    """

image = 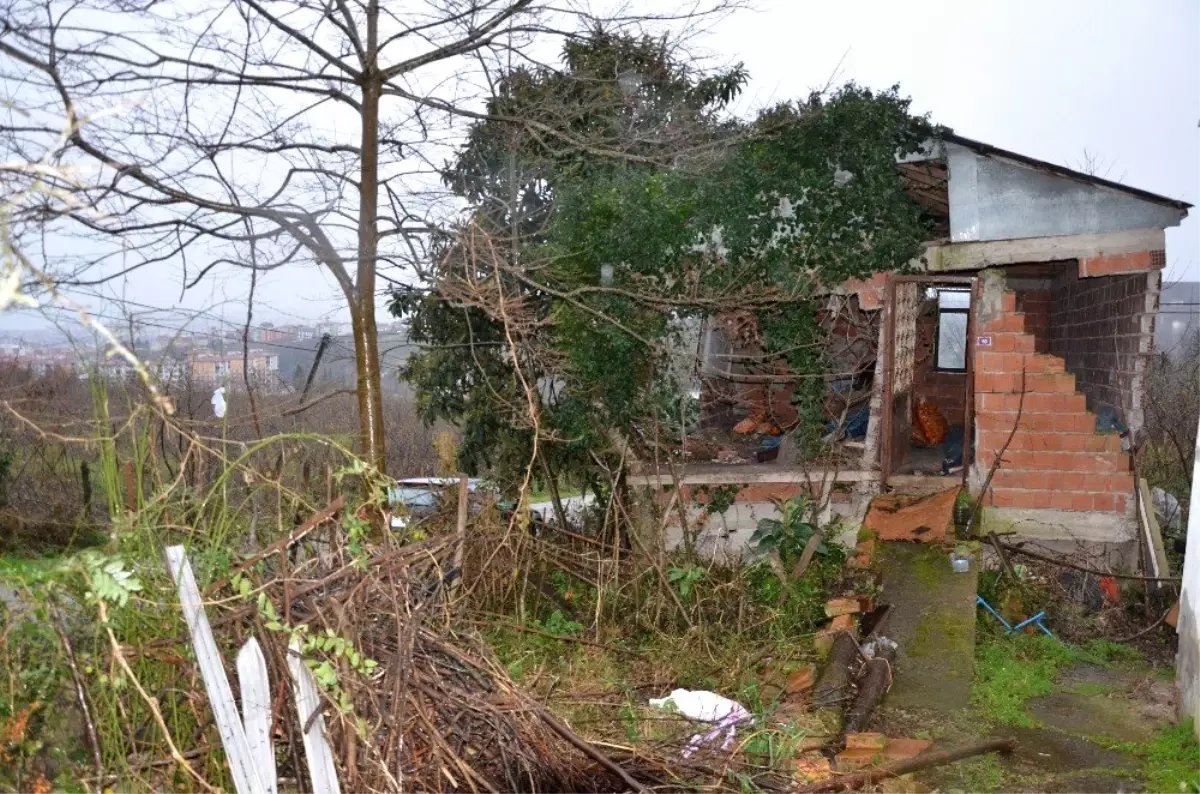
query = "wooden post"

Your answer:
(236, 639), (277, 794)
(449, 473), (469, 600)
(287, 638), (342, 794)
